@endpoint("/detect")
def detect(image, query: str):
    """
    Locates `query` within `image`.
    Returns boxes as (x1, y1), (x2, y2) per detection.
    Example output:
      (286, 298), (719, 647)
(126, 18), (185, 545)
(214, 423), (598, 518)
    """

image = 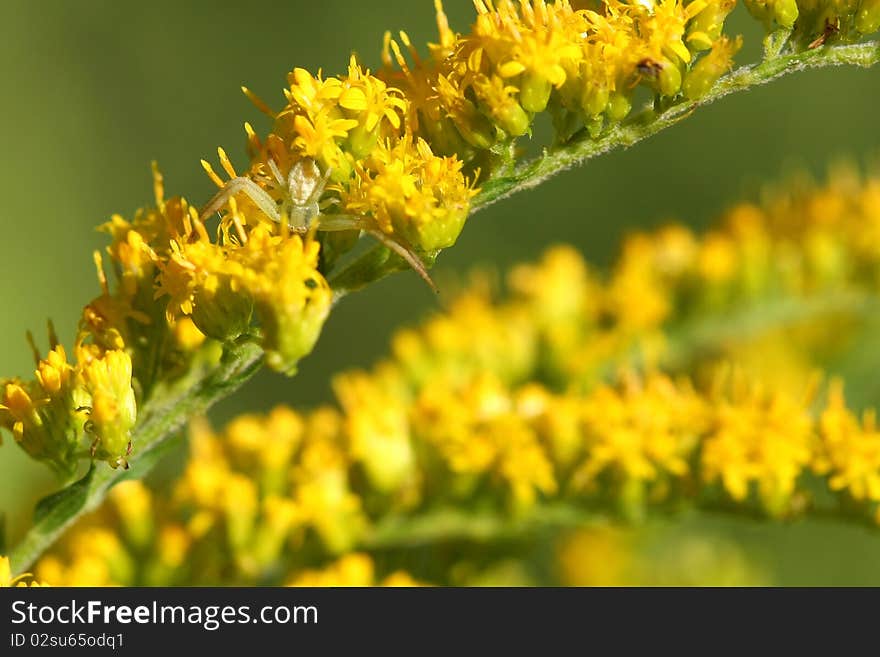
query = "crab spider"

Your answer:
(199, 158), (437, 291)
(76, 405), (132, 470)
